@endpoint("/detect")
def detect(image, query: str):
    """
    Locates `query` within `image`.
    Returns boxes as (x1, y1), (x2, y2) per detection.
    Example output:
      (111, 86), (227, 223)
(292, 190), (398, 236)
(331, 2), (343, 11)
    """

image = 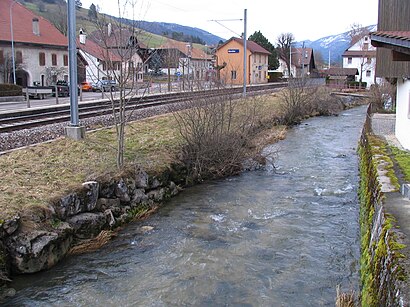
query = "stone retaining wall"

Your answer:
(0, 166), (182, 279)
(358, 114), (405, 306)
